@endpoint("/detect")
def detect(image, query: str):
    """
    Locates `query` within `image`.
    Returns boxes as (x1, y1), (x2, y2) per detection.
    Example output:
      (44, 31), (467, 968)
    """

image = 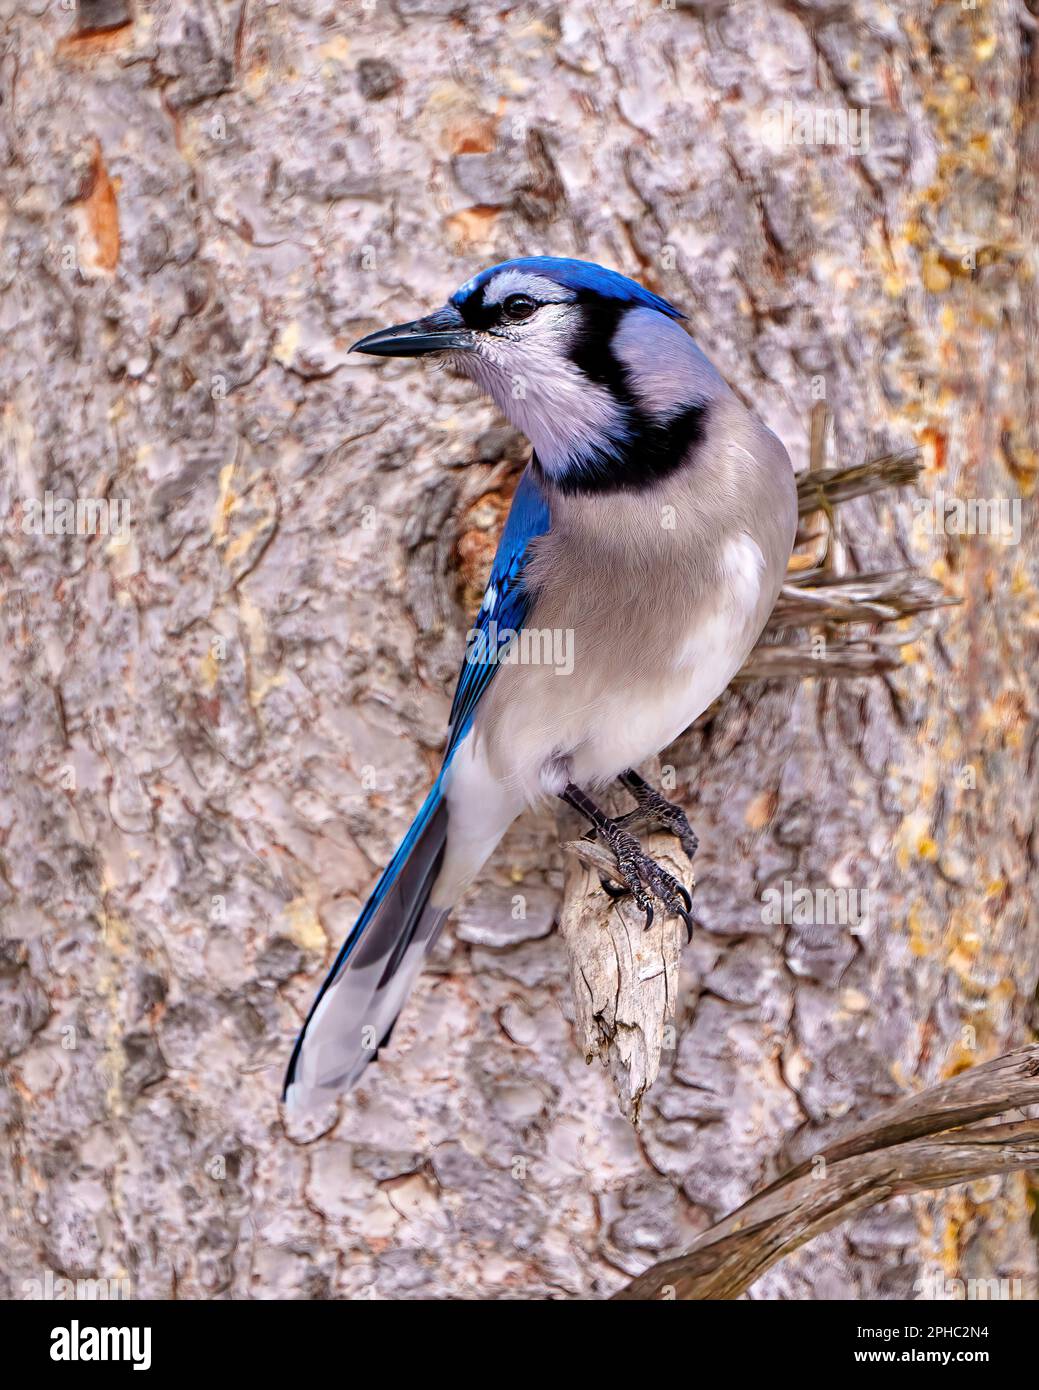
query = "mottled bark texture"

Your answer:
(0, 1), (1036, 1300)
